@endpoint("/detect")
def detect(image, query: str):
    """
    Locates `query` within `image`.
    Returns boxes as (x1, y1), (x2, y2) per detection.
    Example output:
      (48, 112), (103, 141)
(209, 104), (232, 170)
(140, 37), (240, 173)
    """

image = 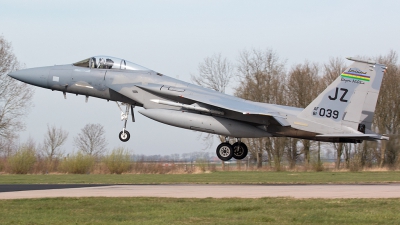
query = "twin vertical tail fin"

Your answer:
(298, 57), (388, 140)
